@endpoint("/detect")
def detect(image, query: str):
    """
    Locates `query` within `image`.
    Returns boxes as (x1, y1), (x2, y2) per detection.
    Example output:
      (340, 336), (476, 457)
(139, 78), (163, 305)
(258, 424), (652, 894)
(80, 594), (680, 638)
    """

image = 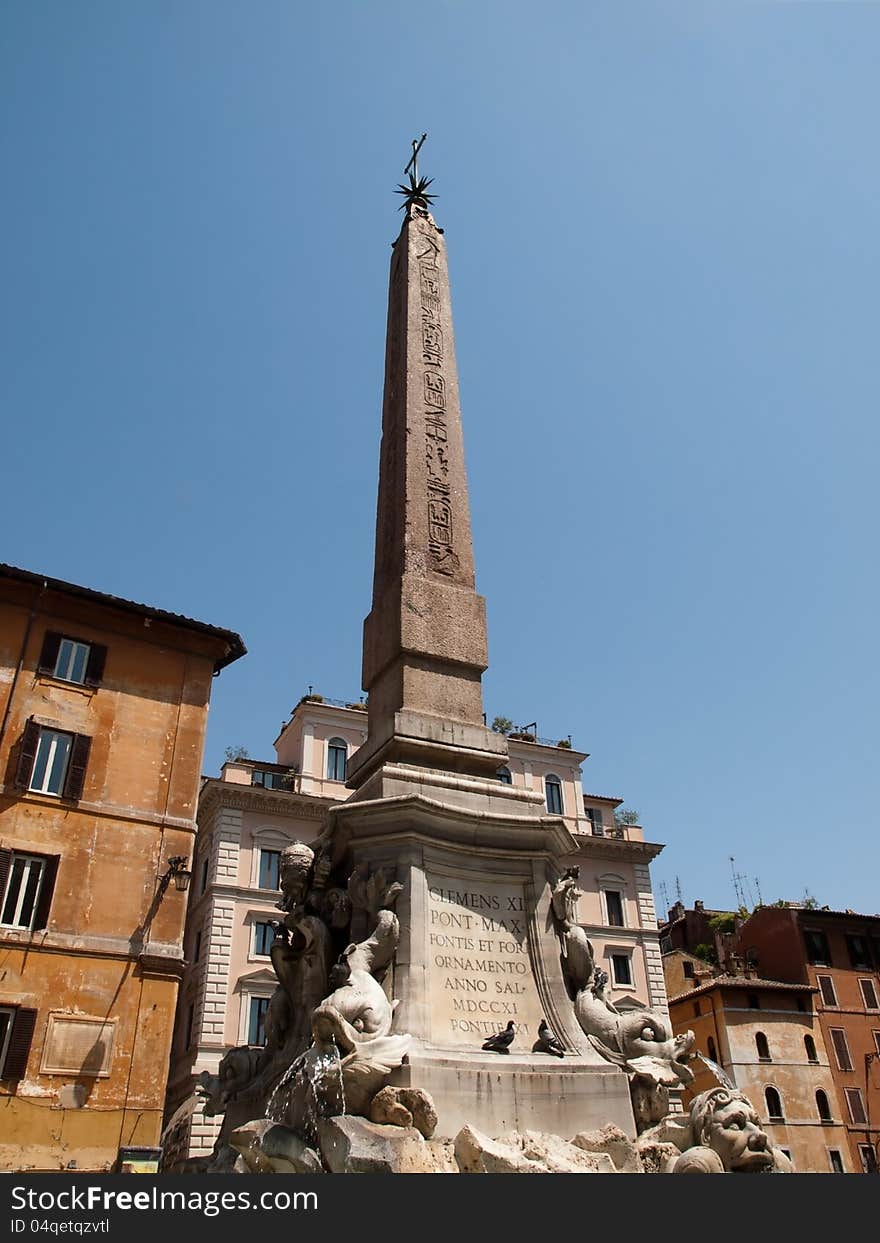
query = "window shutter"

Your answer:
(0, 848), (11, 899)
(84, 643), (107, 688)
(31, 855), (59, 931)
(63, 734), (92, 801)
(3, 1007), (37, 1079)
(37, 632), (63, 676)
(14, 720), (41, 789)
